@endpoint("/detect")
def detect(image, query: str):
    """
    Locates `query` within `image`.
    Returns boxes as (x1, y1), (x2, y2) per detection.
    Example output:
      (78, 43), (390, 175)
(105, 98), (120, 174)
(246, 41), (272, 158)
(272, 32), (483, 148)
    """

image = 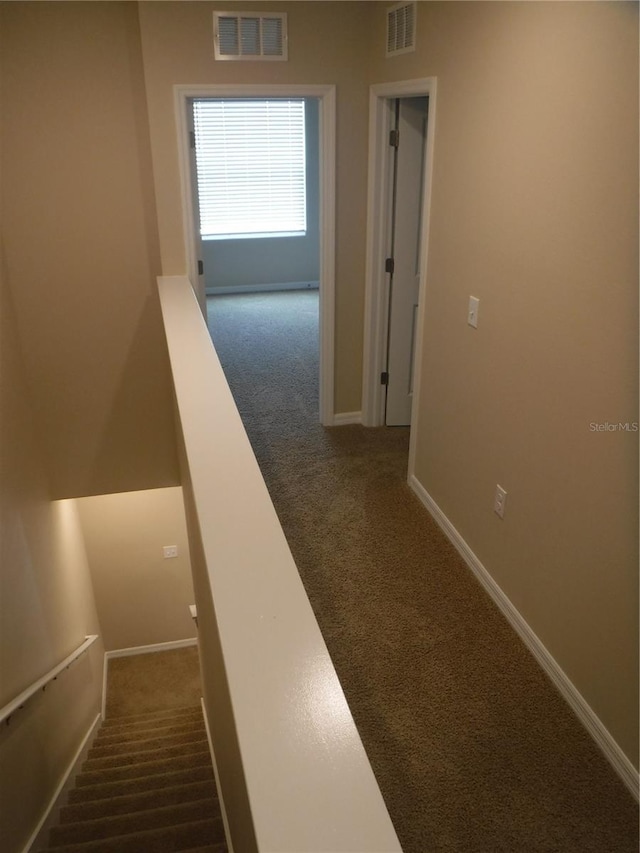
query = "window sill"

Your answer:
(202, 231), (307, 241)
